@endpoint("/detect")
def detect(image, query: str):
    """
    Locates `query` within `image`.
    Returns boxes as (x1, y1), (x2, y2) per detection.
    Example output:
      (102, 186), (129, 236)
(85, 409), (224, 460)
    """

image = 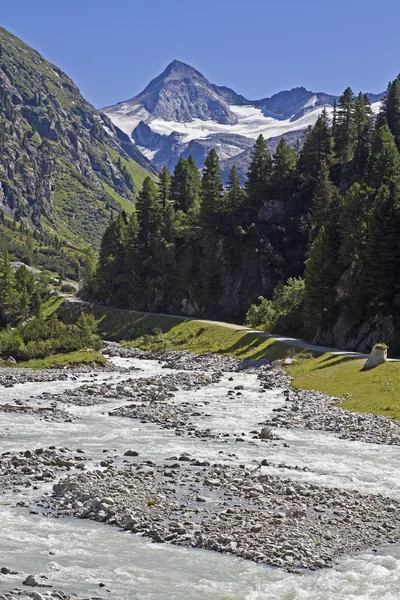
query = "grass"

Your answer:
(125, 319), (309, 362)
(287, 353), (400, 420)
(101, 182), (135, 215)
(60, 304), (305, 361)
(15, 350), (106, 370)
(106, 146), (155, 194)
(41, 295), (65, 318)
